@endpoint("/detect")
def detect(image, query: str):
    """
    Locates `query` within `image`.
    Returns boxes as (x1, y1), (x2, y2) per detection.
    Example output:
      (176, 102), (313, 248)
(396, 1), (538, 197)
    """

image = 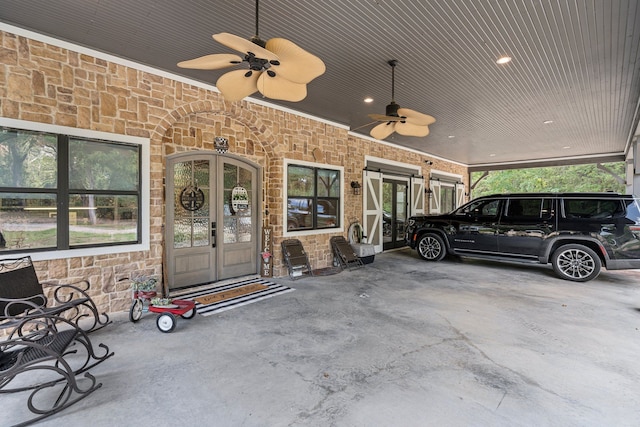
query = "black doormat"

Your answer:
(176, 278), (294, 316)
